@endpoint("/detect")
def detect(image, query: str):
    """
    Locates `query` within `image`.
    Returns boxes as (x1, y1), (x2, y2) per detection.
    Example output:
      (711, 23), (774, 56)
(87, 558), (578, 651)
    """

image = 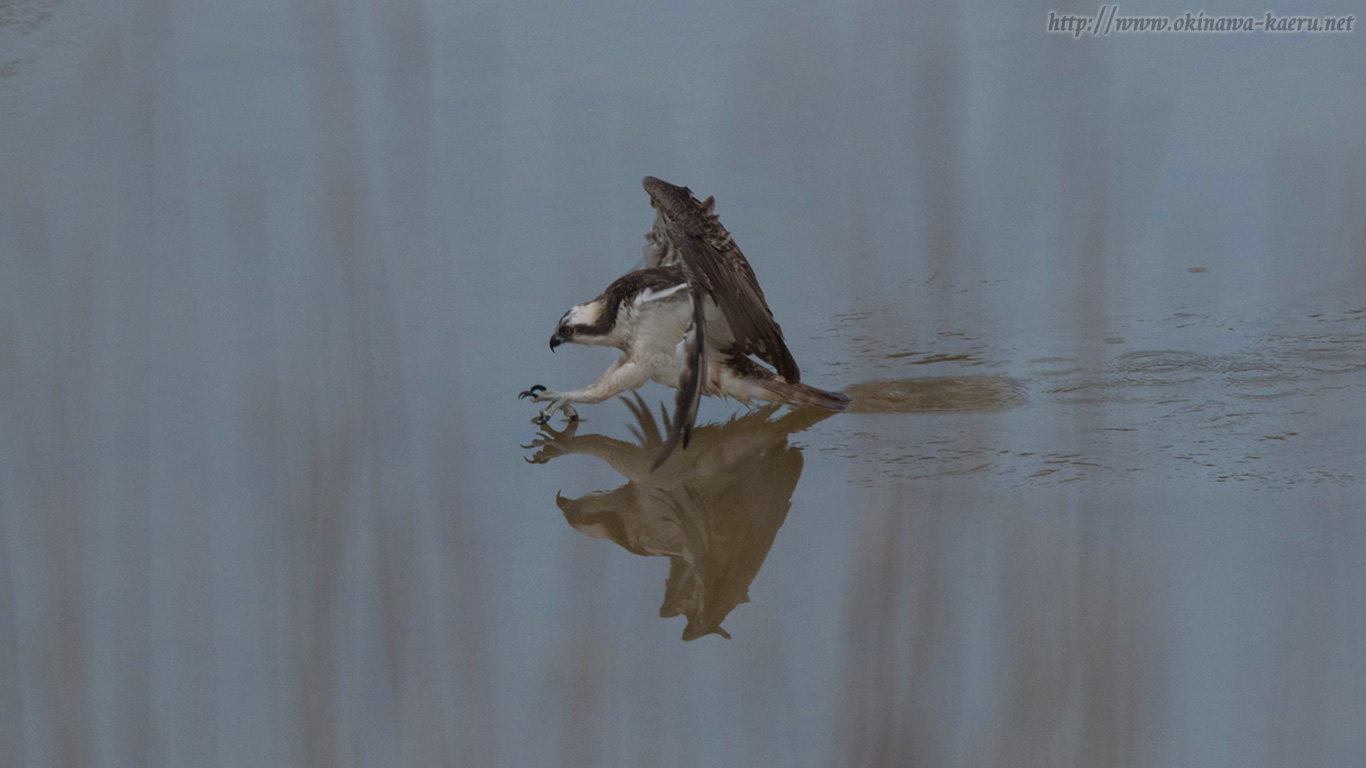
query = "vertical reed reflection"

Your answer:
(2, 172), (94, 768)
(288, 0), (494, 762)
(836, 487), (925, 767)
(837, 488), (1171, 767)
(0, 532), (20, 768)
(217, 159), (288, 768)
(0, 0), (497, 761)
